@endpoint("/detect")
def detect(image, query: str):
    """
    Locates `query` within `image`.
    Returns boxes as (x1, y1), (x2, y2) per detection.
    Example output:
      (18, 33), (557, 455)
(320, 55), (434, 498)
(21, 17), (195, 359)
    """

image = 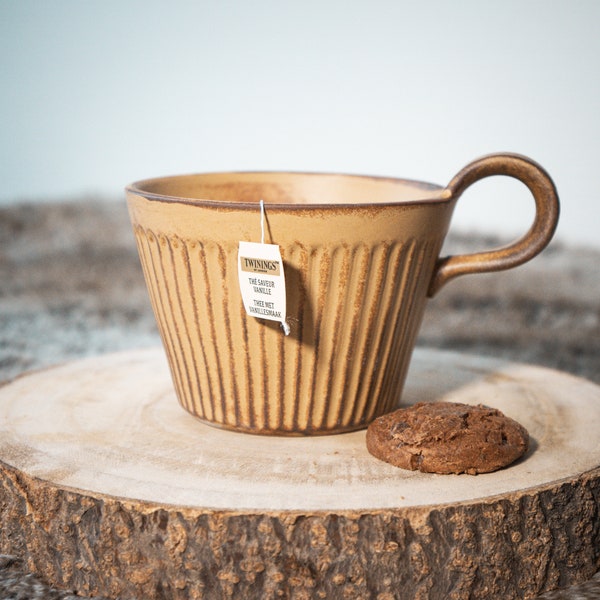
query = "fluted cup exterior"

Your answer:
(126, 174), (454, 435)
